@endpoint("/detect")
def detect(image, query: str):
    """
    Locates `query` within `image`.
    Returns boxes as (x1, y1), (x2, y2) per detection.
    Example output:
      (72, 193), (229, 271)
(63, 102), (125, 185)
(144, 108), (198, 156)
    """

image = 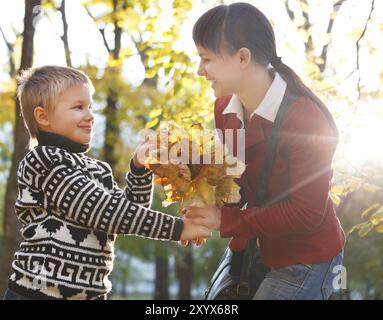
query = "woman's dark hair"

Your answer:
(193, 3), (338, 138)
